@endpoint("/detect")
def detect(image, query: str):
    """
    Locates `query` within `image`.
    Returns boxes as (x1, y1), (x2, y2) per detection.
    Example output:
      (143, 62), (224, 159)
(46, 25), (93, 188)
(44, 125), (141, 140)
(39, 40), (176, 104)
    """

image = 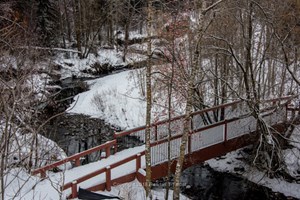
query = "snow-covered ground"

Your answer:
(54, 47), (148, 80)
(67, 69), (147, 129)
(67, 68), (185, 130)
